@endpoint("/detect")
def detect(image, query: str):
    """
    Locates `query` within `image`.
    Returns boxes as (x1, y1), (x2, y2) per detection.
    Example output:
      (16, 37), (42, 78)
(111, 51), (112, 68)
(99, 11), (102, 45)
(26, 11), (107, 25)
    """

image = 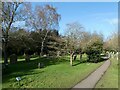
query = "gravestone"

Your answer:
(38, 63), (44, 68)
(43, 54), (47, 57)
(10, 54), (17, 64)
(25, 54), (30, 62)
